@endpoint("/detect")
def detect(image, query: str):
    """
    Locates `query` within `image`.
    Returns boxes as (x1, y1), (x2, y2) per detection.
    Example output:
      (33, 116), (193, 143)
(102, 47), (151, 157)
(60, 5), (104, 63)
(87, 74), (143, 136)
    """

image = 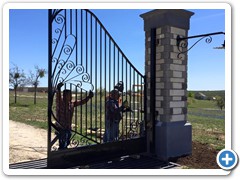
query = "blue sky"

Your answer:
(9, 9), (225, 90)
